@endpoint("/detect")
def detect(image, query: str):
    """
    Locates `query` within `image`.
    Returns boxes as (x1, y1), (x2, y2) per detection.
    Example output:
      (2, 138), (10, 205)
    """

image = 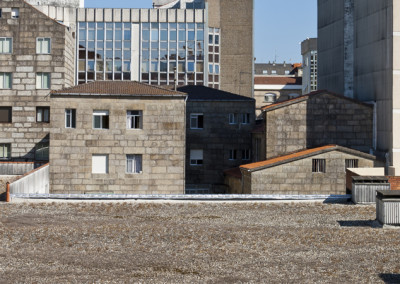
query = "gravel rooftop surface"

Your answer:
(0, 200), (399, 283)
